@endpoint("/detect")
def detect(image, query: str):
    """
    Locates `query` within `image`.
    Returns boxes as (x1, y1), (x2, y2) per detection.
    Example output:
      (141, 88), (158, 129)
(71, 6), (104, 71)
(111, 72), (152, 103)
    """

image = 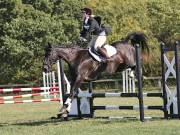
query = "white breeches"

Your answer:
(89, 35), (107, 51)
